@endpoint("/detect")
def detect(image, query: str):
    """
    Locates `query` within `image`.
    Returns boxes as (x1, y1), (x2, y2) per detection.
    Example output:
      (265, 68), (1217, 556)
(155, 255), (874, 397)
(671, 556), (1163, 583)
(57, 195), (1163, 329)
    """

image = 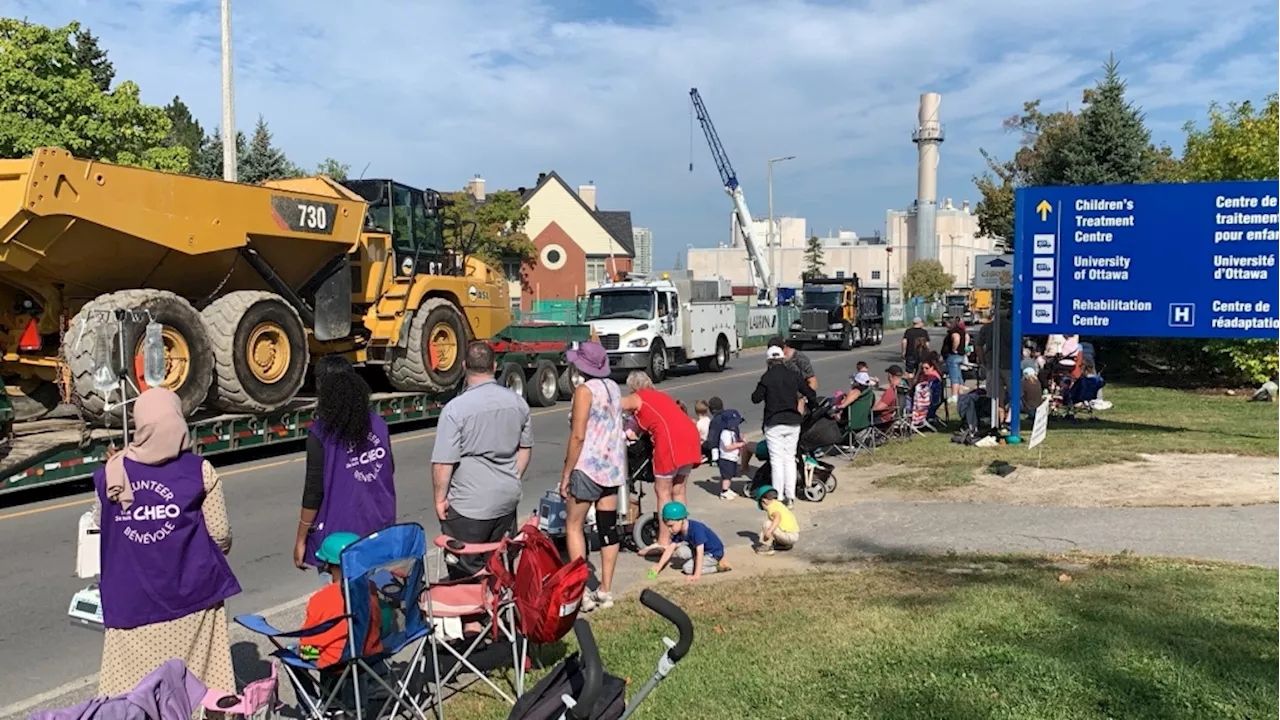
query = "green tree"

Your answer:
(1061, 56), (1153, 185)
(316, 157), (350, 181)
(70, 26), (114, 92)
(161, 96), (204, 173)
(441, 189), (536, 270)
(240, 116), (299, 183)
(801, 235), (825, 280)
(195, 127), (247, 179)
(0, 20), (186, 171)
(1180, 94), (1280, 384)
(901, 259), (954, 301)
